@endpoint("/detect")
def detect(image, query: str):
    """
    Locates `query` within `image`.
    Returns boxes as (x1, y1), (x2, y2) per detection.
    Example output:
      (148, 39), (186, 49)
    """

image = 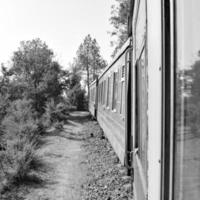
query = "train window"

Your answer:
(102, 81), (104, 105)
(104, 80), (106, 105)
(120, 65), (125, 116)
(135, 0), (146, 58)
(117, 68), (120, 112)
(99, 83), (102, 104)
(110, 75), (113, 108)
(98, 84), (100, 103)
(92, 88), (95, 102)
(107, 77), (110, 107)
(101, 83), (103, 104)
(112, 72), (118, 110)
(101, 82), (103, 104)
(98, 85), (100, 103)
(92, 89), (94, 102)
(174, 1), (200, 199)
(101, 82), (103, 105)
(103, 82), (104, 104)
(122, 65), (125, 78)
(102, 81), (105, 105)
(120, 81), (125, 115)
(135, 48), (148, 176)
